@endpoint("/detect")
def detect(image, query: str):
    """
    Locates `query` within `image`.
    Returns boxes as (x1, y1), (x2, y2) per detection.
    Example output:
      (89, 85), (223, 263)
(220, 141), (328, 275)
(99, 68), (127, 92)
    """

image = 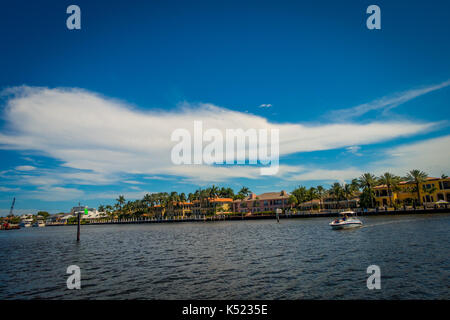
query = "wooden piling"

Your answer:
(77, 212), (81, 241)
